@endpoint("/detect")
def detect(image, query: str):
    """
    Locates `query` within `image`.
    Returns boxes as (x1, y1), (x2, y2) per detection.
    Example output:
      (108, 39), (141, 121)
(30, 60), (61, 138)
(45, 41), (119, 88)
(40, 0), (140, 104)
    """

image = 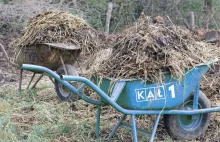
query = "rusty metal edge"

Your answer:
(38, 43), (81, 50)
